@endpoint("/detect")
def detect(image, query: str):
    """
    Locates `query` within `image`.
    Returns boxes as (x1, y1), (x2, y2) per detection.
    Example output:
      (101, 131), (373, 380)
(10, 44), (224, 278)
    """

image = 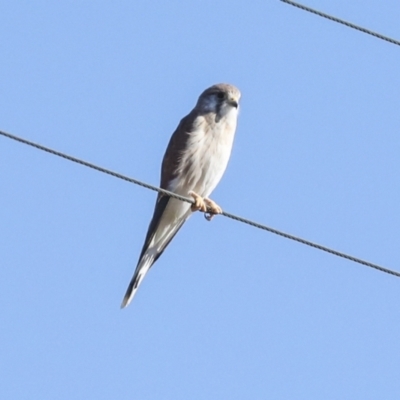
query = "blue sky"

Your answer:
(1, 1), (400, 399)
